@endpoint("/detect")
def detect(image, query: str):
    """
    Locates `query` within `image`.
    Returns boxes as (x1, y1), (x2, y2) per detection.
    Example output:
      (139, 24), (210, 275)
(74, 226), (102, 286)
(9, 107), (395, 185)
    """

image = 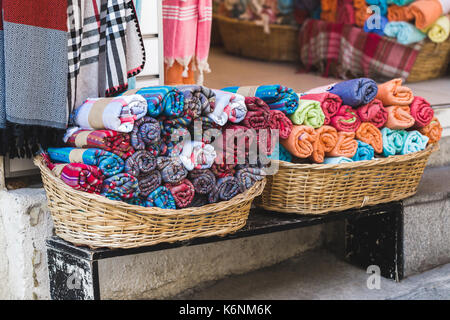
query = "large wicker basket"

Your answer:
(257, 144), (437, 215)
(215, 14), (299, 62)
(34, 156), (266, 249)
